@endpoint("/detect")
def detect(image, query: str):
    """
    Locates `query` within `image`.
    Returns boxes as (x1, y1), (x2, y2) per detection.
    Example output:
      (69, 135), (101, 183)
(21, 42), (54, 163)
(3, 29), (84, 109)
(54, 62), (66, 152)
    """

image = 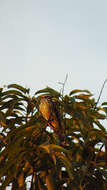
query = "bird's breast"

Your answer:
(39, 99), (52, 121)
